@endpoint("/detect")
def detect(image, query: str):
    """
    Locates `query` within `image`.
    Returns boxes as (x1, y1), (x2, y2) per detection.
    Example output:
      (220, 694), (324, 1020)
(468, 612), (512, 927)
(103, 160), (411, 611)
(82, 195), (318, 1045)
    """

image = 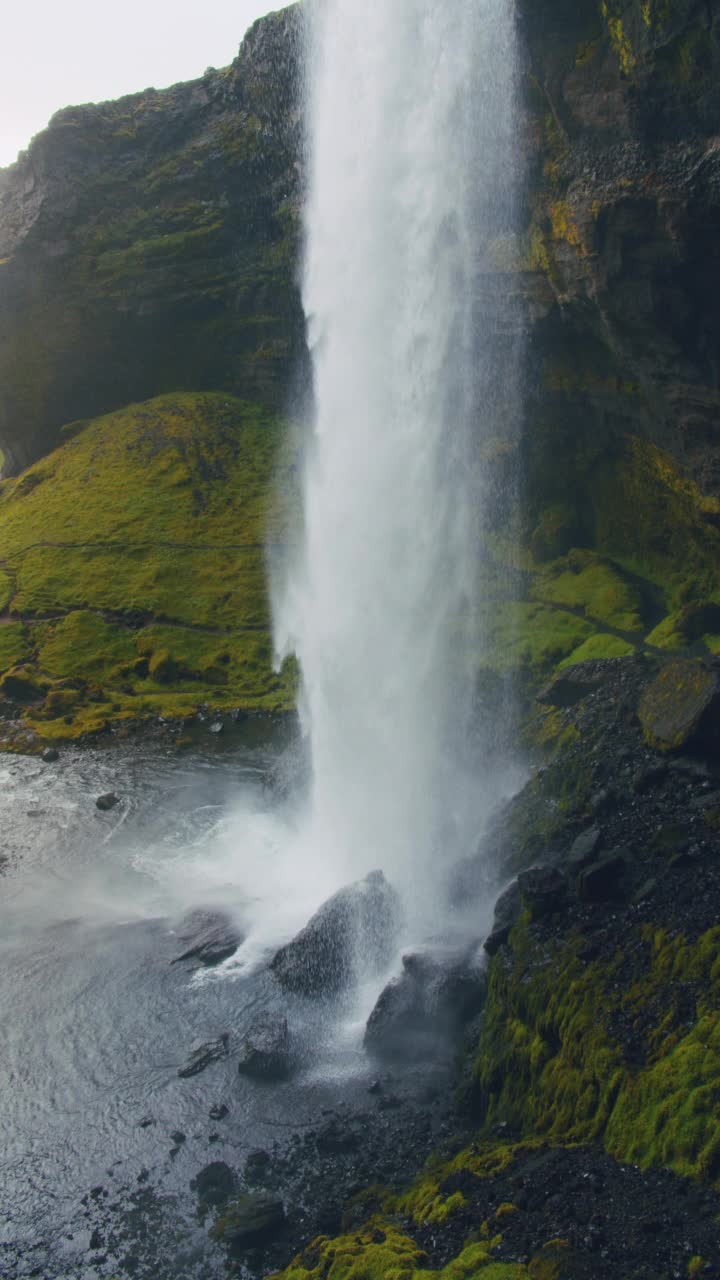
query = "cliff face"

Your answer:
(1, 1), (719, 724)
(517, 0), (720, 511)
(0, 6), (305, 475)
